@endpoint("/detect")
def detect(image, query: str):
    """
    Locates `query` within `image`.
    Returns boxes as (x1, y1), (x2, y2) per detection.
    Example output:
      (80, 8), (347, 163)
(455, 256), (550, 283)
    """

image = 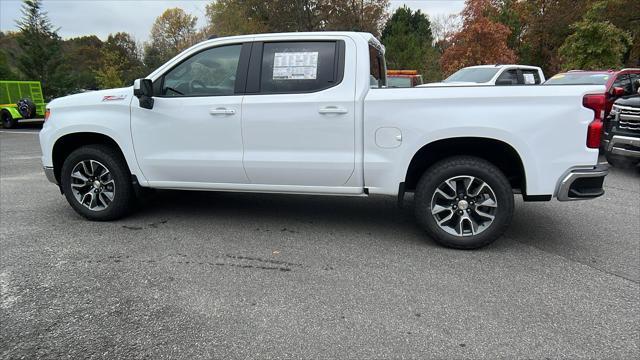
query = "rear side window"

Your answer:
(521, 70), (541, 84)
(369, 44), (386, 88)
(259, 42), (340, 94)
